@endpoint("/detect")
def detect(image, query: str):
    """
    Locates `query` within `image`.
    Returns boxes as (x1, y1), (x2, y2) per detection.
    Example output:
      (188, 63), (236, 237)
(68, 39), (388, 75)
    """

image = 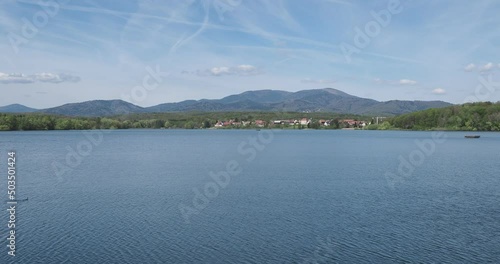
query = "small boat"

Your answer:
(465, 135), (480, 138)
